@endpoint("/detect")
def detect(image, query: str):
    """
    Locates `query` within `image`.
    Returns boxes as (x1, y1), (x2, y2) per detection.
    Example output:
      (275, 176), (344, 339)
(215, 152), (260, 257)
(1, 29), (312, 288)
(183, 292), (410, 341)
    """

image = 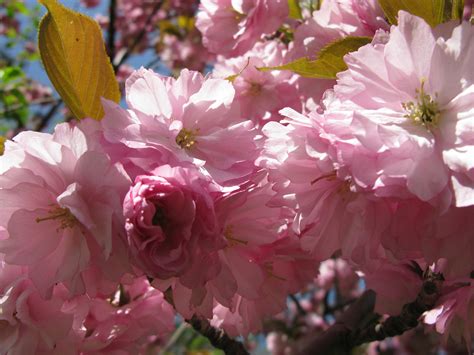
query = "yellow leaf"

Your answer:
(288, 0), (303, 19)
(38, 0), (120, 120)
(377, 0), (446, 27)
(0, 137), (5, 156)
